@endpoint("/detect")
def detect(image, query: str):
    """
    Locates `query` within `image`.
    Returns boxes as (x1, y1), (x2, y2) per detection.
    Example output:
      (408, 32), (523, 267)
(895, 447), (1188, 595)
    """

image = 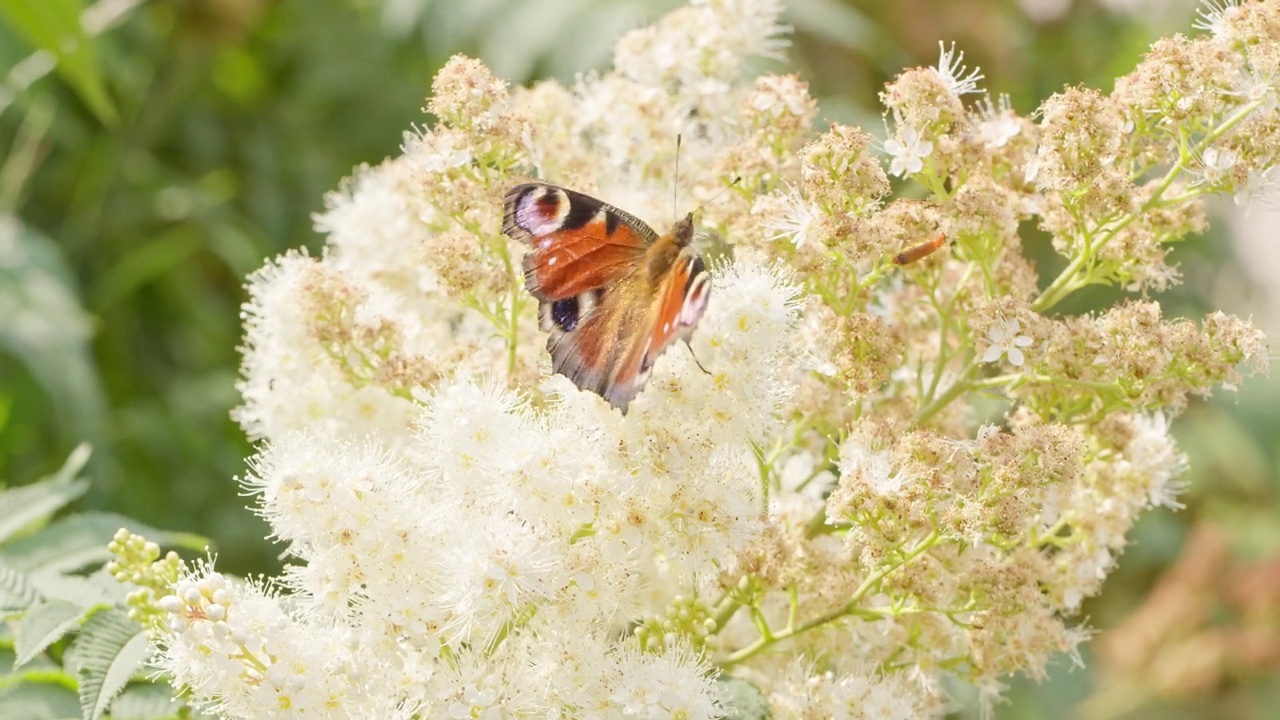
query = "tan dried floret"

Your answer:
(1113, 35), (1238, 126)
(428, 54), (510, 132)
(880, 67), (967, 137)
(299, 264), (440, 395)
(800, 123), (890, 215)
